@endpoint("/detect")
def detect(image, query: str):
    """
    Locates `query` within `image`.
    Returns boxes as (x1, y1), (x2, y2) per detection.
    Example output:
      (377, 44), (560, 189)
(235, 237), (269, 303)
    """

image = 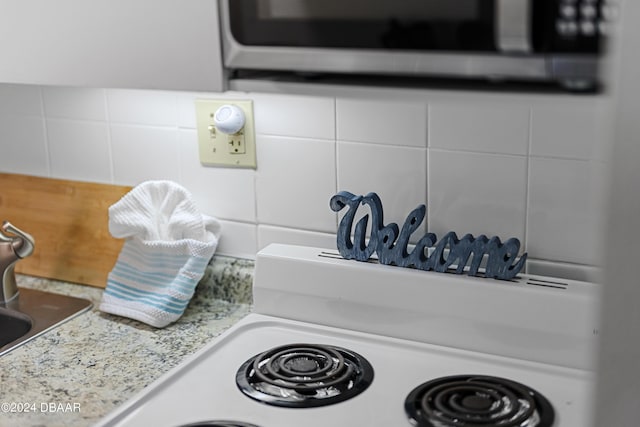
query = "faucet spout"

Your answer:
(0, 222), (35, 305)
(2, 222), (35, 259)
